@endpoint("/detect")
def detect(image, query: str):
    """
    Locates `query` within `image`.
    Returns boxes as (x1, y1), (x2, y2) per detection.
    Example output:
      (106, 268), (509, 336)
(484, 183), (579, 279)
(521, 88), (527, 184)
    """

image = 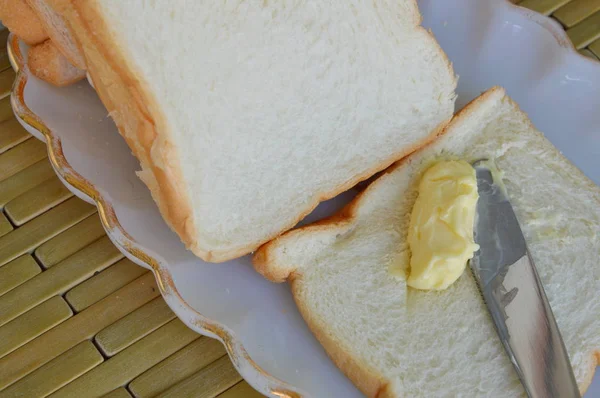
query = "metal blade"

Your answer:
(470, 160), (580, 398)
